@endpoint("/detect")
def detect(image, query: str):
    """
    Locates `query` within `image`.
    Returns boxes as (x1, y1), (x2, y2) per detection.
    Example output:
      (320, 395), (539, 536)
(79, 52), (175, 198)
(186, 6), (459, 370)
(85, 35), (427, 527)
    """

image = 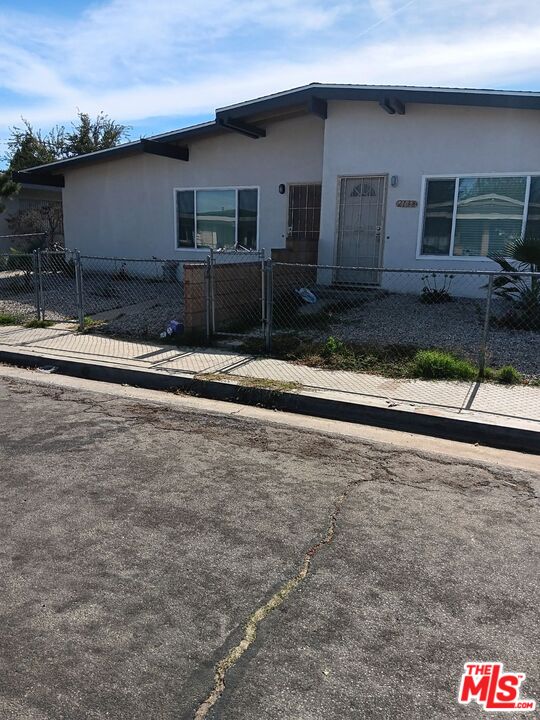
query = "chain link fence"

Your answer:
(36, 250), (80, 322)
(207, 260), (540, 385)
(79, 256), (185, 337)
(0, 232), (48, 253)
(266, 264), (540, 376)
(0, 251), (39, 323)
(0, 248), (539, 386)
